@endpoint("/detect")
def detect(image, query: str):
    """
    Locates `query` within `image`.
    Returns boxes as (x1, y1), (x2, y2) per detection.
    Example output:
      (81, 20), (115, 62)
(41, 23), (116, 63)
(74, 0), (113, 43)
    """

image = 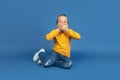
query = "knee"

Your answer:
(43, 60), (52, 67)
(64, 61), (72, 69)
